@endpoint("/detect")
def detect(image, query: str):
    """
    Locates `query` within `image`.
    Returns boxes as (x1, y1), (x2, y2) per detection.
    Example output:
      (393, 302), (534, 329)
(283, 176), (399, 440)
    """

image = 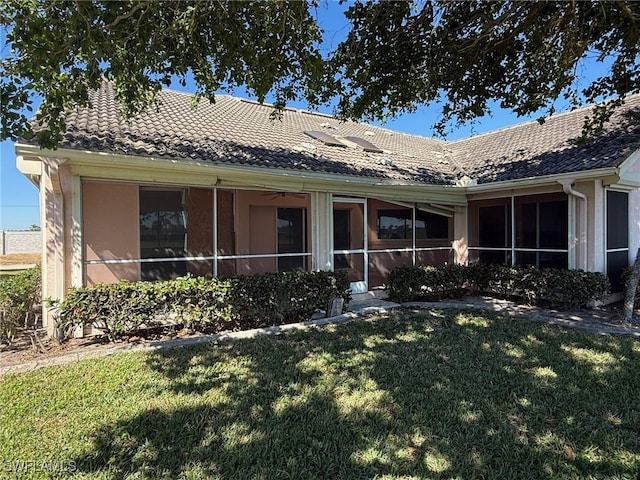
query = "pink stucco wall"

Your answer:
(233, 190), (311, 274)
(83, 181), (140, 285)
